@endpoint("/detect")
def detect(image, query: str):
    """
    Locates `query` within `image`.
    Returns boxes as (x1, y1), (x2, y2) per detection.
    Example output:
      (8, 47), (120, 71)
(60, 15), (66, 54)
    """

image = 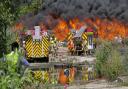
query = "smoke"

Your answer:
(21, 0), (128, 28)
